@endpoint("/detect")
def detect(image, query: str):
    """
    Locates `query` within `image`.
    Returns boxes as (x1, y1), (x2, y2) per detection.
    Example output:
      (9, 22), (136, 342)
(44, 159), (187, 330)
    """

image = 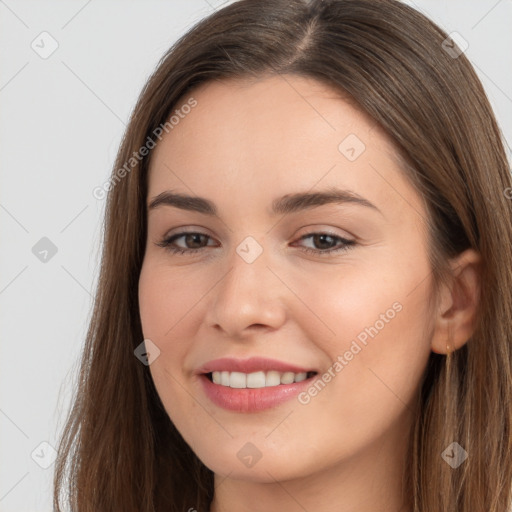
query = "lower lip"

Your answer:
(199, 374), (316, 412)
